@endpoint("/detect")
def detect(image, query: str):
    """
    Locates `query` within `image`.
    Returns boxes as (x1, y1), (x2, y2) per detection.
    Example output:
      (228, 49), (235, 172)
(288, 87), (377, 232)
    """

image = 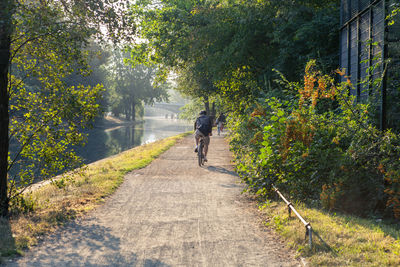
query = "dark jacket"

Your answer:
(194, 115), (213, 135)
